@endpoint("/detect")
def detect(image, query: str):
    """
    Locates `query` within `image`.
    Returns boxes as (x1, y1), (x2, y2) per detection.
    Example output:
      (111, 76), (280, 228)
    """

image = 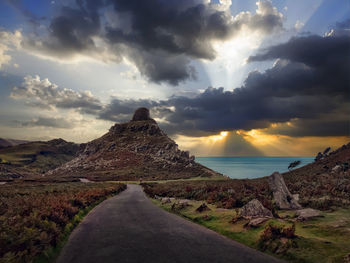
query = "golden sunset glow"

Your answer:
(236, 129), (350, 157)
(175, 128), (350, 157)
(220, 131), (228, 137)
(238, 129), (279, 146)
(210, 131), (229, 142)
